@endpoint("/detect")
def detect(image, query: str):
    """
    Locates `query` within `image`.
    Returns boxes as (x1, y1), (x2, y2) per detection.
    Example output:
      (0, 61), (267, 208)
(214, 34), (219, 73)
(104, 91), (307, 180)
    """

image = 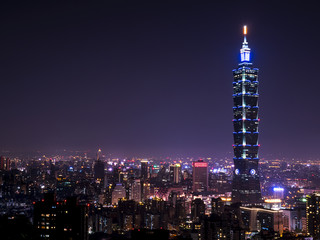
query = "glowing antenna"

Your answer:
(243, 25), (247, 35)
(240, 25), (250, 62)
